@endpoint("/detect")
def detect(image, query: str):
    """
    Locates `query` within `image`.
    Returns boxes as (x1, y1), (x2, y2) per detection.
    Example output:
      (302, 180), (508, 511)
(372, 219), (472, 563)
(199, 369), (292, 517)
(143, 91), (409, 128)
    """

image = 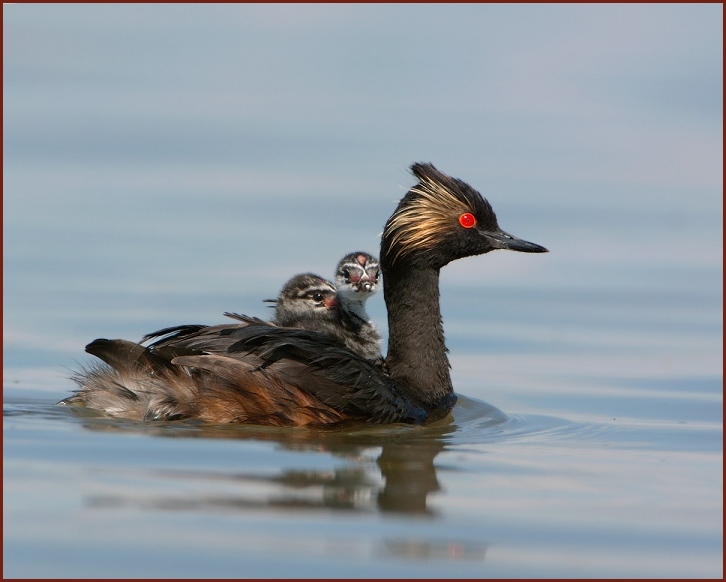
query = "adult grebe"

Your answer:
(59, 163), (547, 426)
